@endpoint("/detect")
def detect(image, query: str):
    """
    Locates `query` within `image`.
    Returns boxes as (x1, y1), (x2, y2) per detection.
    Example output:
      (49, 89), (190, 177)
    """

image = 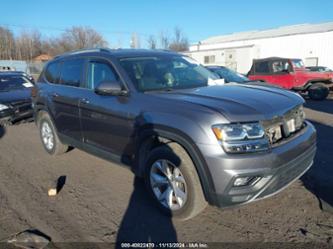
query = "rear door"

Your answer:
(50, 58), (85, 141)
